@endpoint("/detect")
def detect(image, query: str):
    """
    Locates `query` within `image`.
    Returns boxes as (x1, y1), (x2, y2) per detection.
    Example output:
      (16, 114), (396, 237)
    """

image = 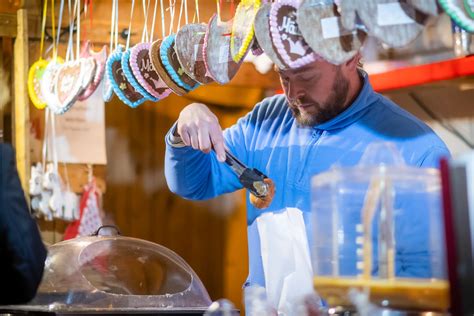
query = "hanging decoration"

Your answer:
(438, 0), (474, 32)
(175, 23), (215, 84)
(78, 41), (107, 101)
(297, 0), (366, 65)
(269, 0), (317, 69)
(27, 0), (49, 110)
(339, 0), (426, 48)
(230, 0), (261, 63)
(254, 3), (285, 69)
